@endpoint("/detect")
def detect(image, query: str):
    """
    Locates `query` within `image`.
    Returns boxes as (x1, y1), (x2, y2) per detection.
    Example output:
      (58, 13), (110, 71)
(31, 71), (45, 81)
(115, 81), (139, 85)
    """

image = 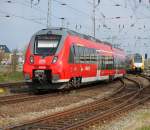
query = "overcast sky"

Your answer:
(0, 0), (150, 57)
